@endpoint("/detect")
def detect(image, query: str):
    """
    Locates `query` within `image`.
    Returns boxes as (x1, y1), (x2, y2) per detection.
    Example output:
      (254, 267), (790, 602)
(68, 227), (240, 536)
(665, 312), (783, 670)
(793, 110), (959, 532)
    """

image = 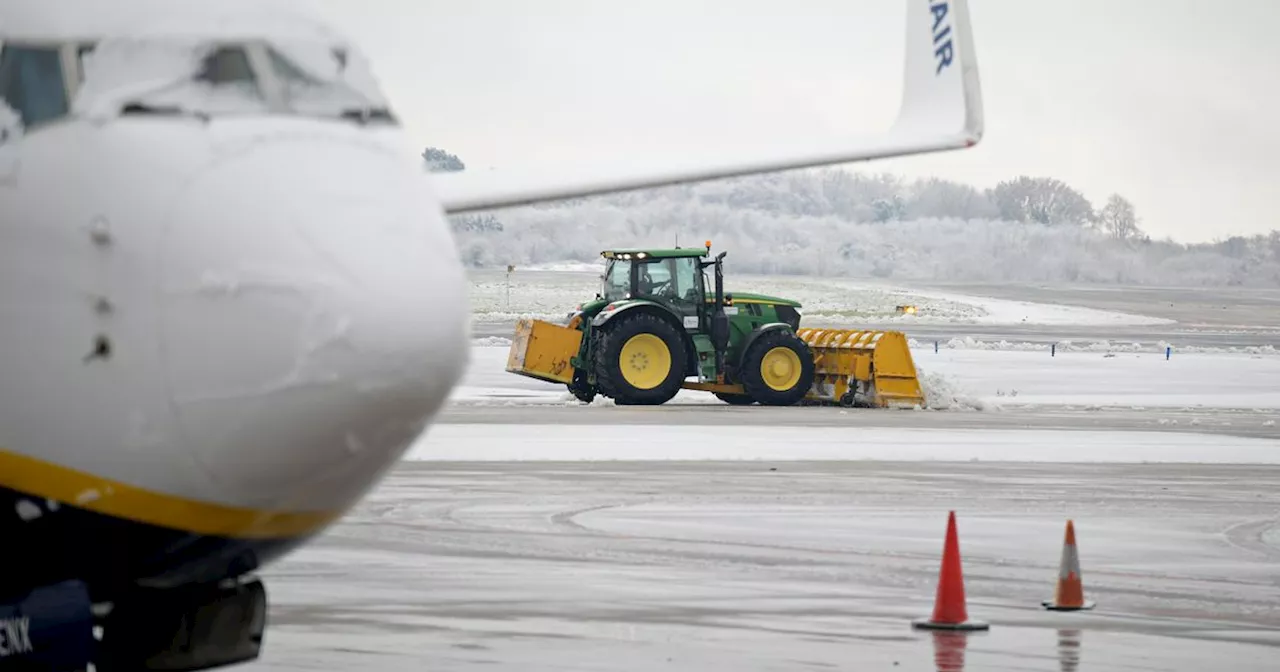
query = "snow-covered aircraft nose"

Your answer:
(159, 133), (468, 519)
